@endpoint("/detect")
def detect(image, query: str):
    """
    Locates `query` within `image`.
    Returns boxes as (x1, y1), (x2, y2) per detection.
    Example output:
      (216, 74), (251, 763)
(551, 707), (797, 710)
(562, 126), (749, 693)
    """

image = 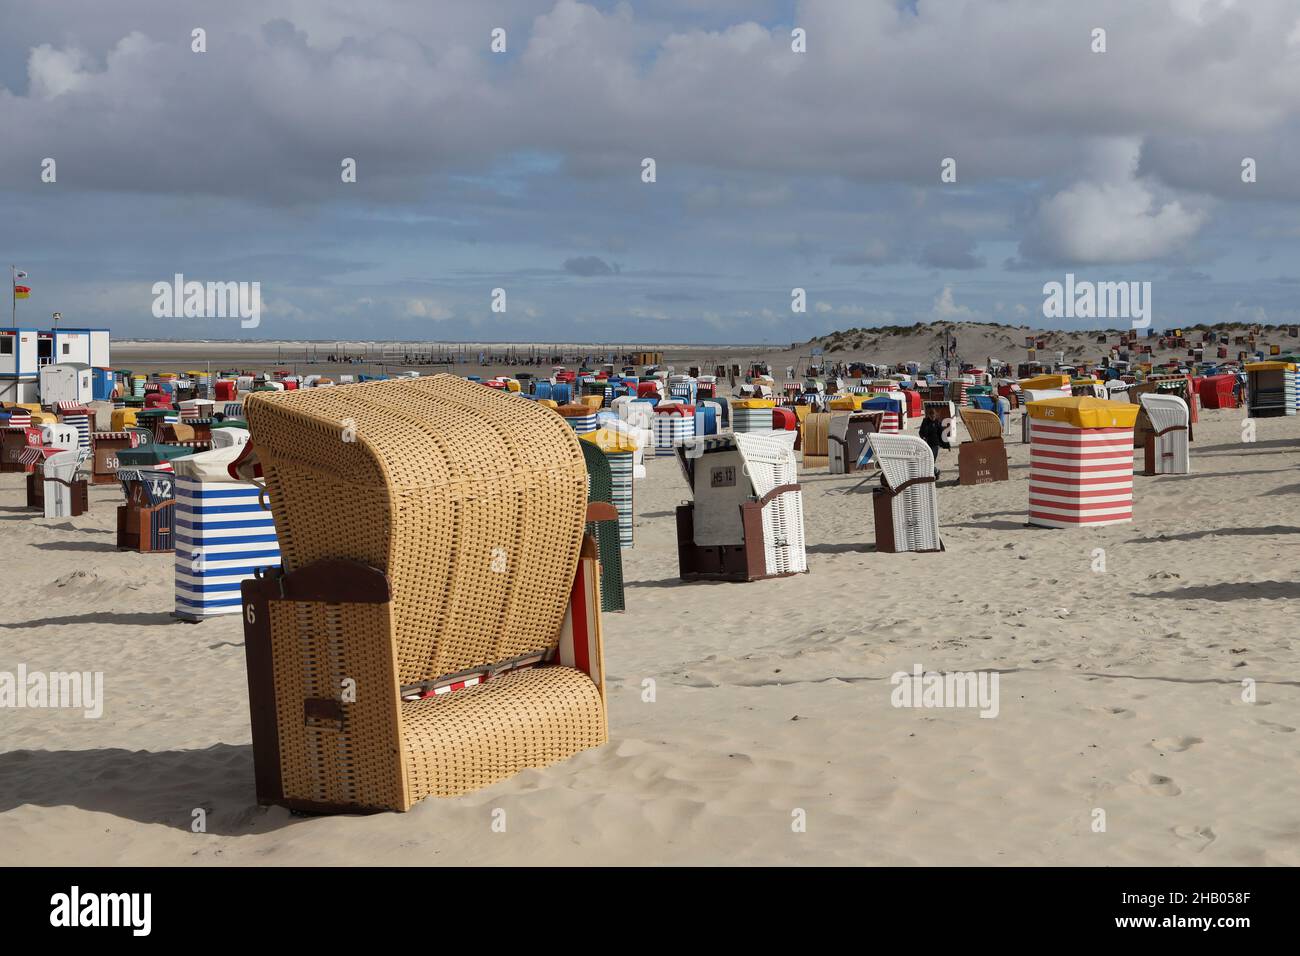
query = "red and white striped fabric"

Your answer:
(2, 409), (32, 428)
(94, 431), (143, 445)
(876, 411), (901, 434)
(18, 445), (58, 466)
(1028, 421), (1134, 527)
(404, 651), (547, 701)
(418, 675), (483, 699)
(553, 543), (605, 694)
(55, 401), (89, 414)
(953, 382), (968, 406)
